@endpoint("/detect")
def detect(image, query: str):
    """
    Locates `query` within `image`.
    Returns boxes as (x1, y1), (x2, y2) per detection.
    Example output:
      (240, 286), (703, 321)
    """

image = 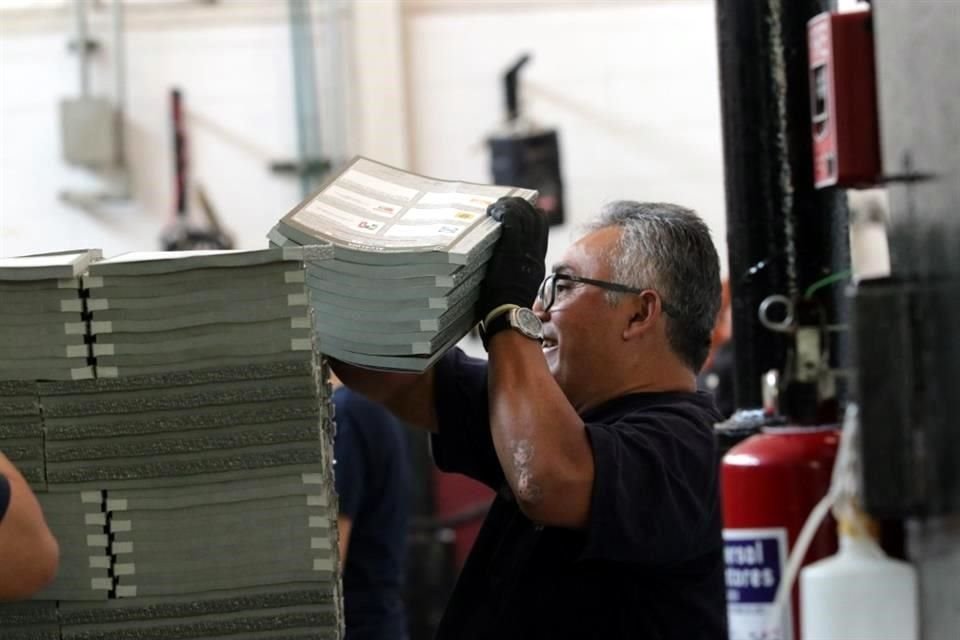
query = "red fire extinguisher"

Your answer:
(722, 426), (839, 640)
